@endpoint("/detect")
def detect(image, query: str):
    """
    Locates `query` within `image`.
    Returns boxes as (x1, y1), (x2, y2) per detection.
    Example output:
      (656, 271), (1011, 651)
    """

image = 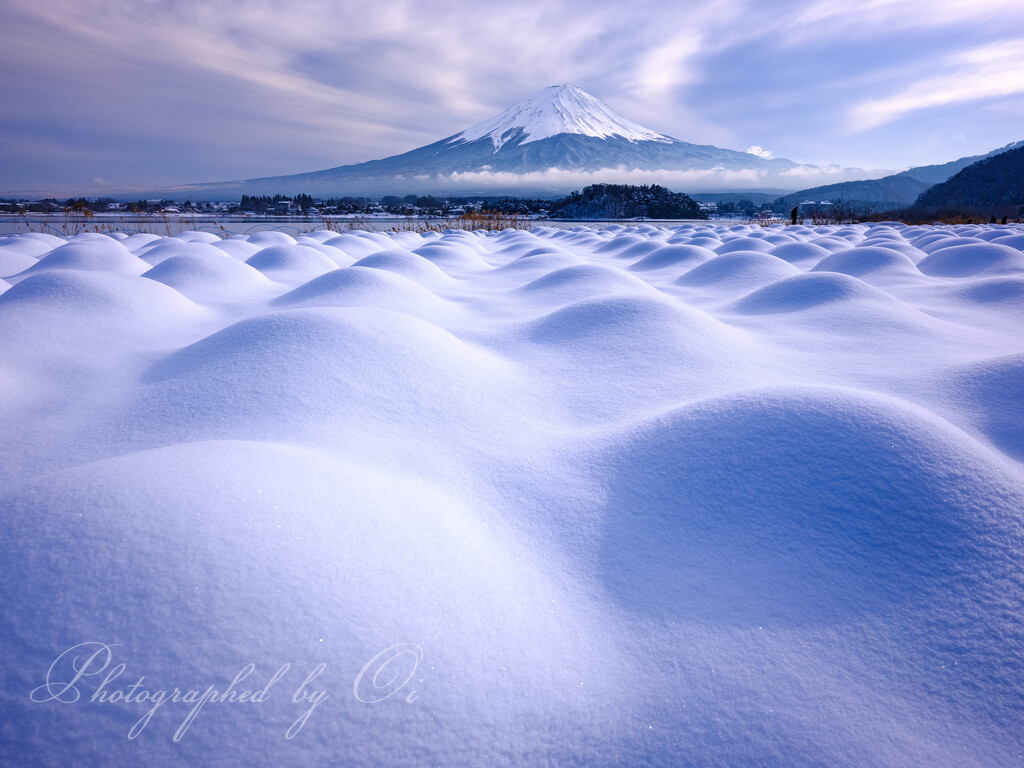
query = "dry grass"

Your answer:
(389, 209), (532, 233)
(17, 205), (230, 238)
(313, 210), (532, 235)
(748, 215), (786, 227)
(888, 211), (1020, 226)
